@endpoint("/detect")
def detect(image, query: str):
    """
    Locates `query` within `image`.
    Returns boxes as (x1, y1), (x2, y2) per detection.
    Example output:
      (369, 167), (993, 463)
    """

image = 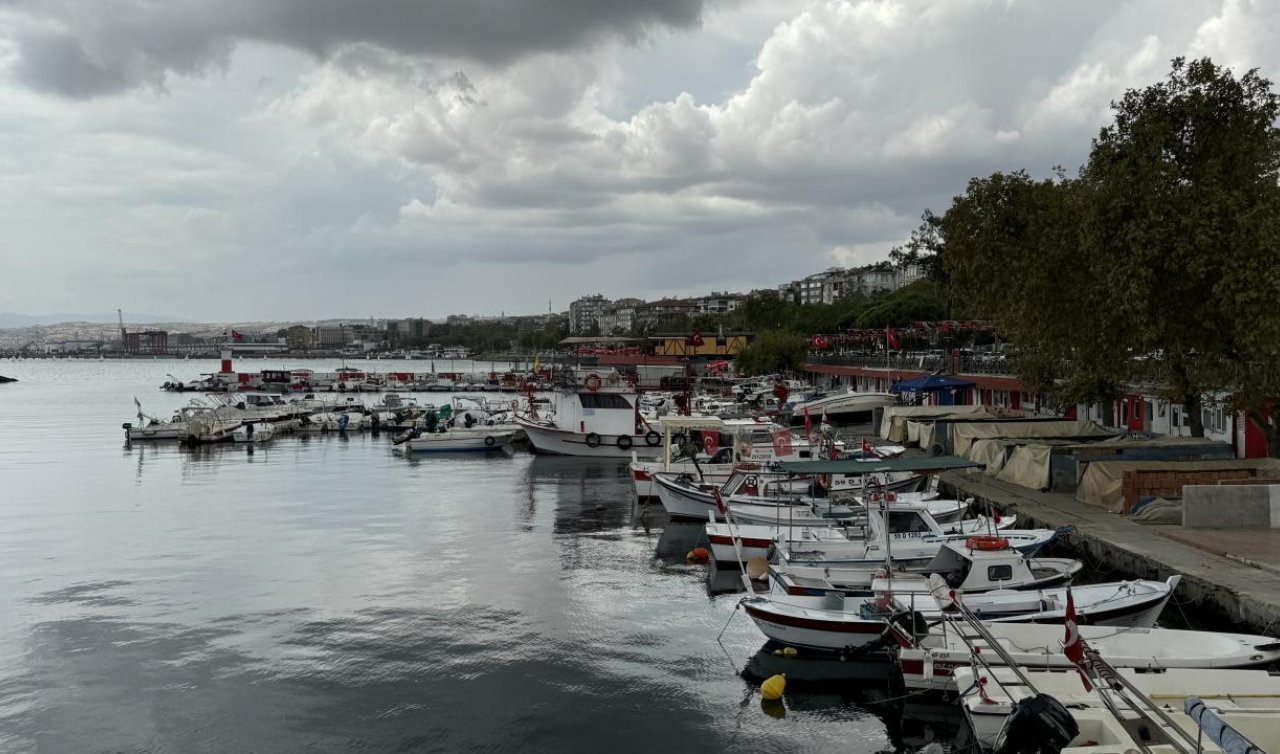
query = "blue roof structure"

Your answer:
(890, 374), (976, 394)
